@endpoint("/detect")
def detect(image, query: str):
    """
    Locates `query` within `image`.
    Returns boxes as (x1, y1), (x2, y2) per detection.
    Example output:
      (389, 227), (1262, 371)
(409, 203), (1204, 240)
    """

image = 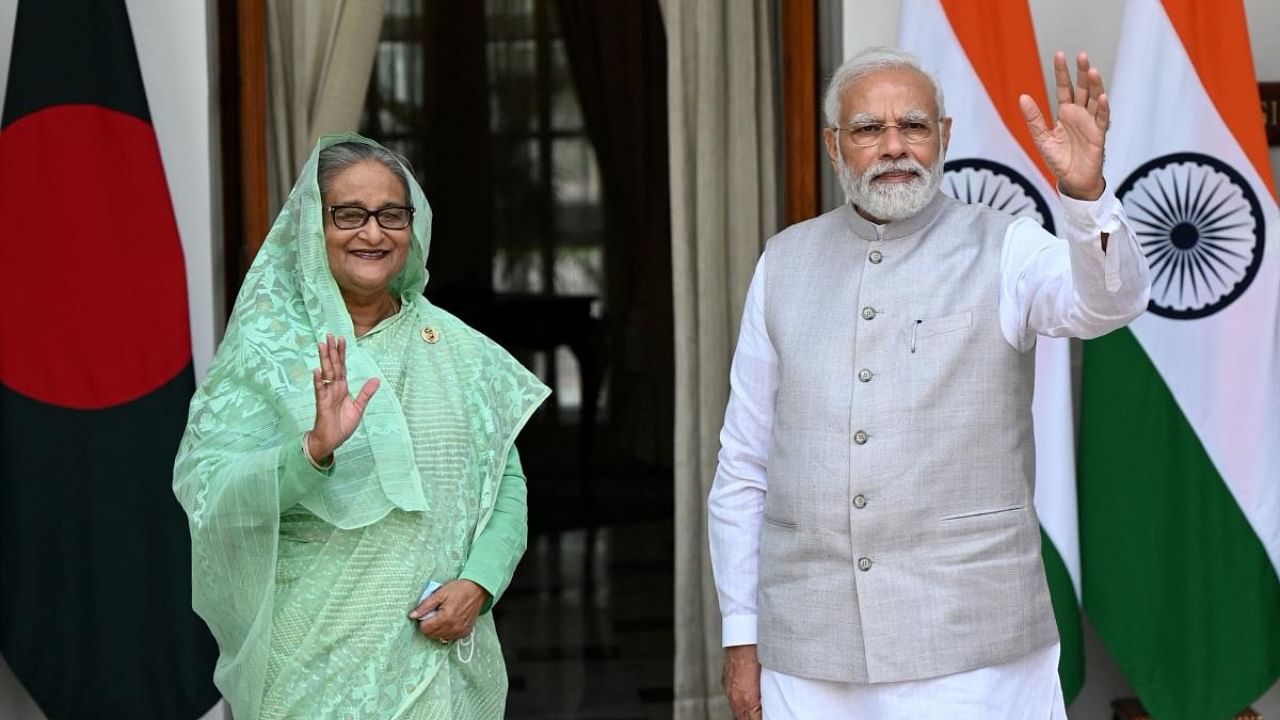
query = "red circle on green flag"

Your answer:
(0, 104), (191, 409)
